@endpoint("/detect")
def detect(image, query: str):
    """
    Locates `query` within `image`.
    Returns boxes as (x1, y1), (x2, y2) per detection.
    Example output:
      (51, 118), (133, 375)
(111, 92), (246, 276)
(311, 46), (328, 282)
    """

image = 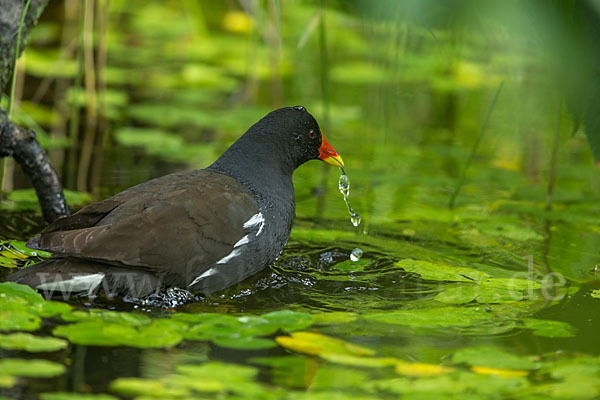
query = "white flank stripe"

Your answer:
(36, 273), (105, 293)
(243, 212), (265, 236)
(216, 248), (241, 265)
(256, 220), (265, 236)
(243, 212), (264, 229)
(189, 267), (218, 286)
(234, 235), (250, 248)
